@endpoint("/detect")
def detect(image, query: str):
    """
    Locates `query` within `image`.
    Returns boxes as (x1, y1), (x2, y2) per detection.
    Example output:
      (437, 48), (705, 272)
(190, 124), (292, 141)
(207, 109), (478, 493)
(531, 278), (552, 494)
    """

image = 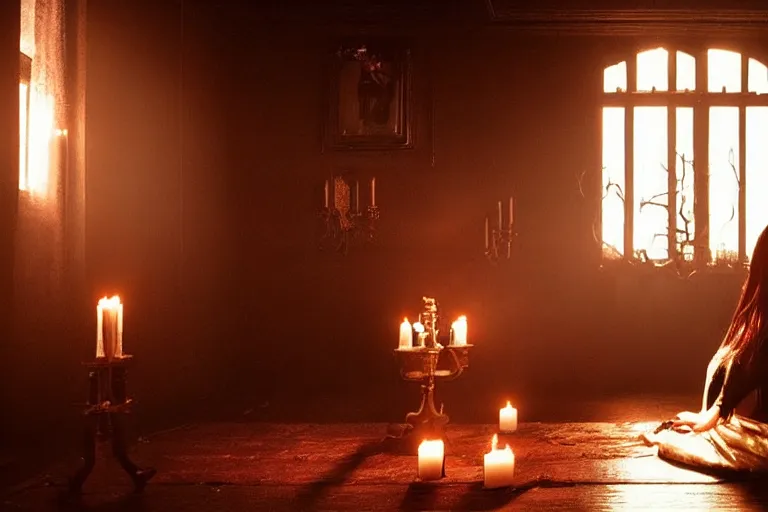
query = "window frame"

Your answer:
(19, 51), (32, 192)
(601, 46), (768, 266)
